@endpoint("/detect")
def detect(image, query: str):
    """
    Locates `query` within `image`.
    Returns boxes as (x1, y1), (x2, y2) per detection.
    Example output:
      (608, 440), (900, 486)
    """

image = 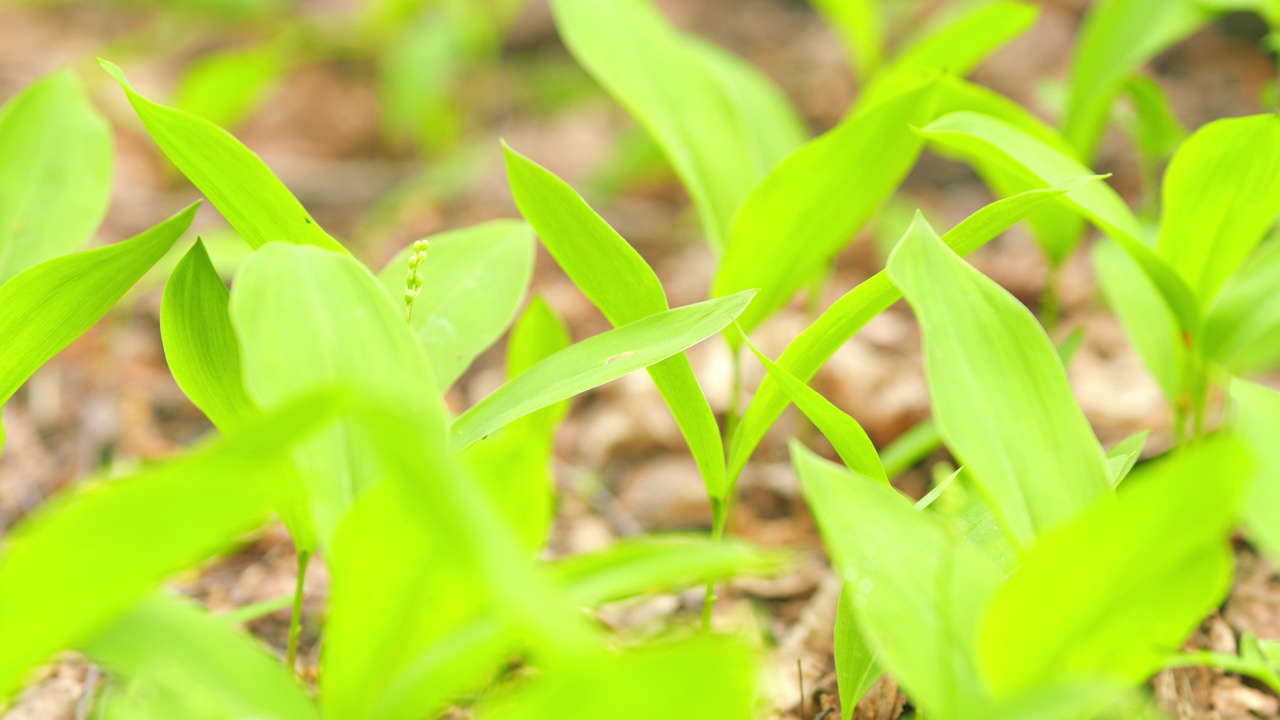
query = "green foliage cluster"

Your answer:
(4, 0), (1280, 717)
